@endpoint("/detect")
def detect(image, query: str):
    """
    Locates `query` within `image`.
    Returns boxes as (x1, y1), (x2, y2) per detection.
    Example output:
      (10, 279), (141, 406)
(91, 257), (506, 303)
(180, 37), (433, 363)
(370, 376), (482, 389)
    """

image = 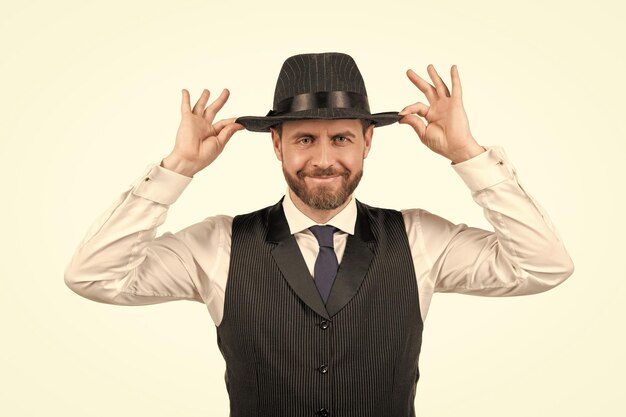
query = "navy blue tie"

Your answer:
(309, 225), (339, 303)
